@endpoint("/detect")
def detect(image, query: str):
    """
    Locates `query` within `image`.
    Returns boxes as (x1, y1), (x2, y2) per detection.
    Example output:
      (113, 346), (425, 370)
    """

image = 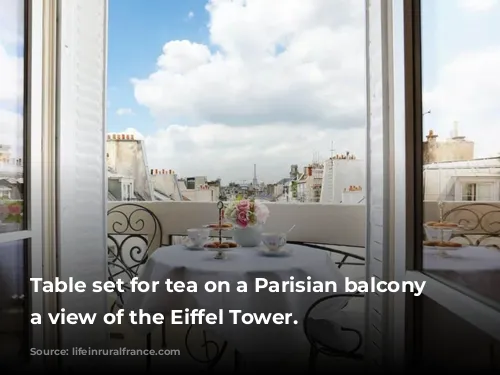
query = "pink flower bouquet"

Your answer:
(0, 200), (23, 224)
(224, 198), (269, 228)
